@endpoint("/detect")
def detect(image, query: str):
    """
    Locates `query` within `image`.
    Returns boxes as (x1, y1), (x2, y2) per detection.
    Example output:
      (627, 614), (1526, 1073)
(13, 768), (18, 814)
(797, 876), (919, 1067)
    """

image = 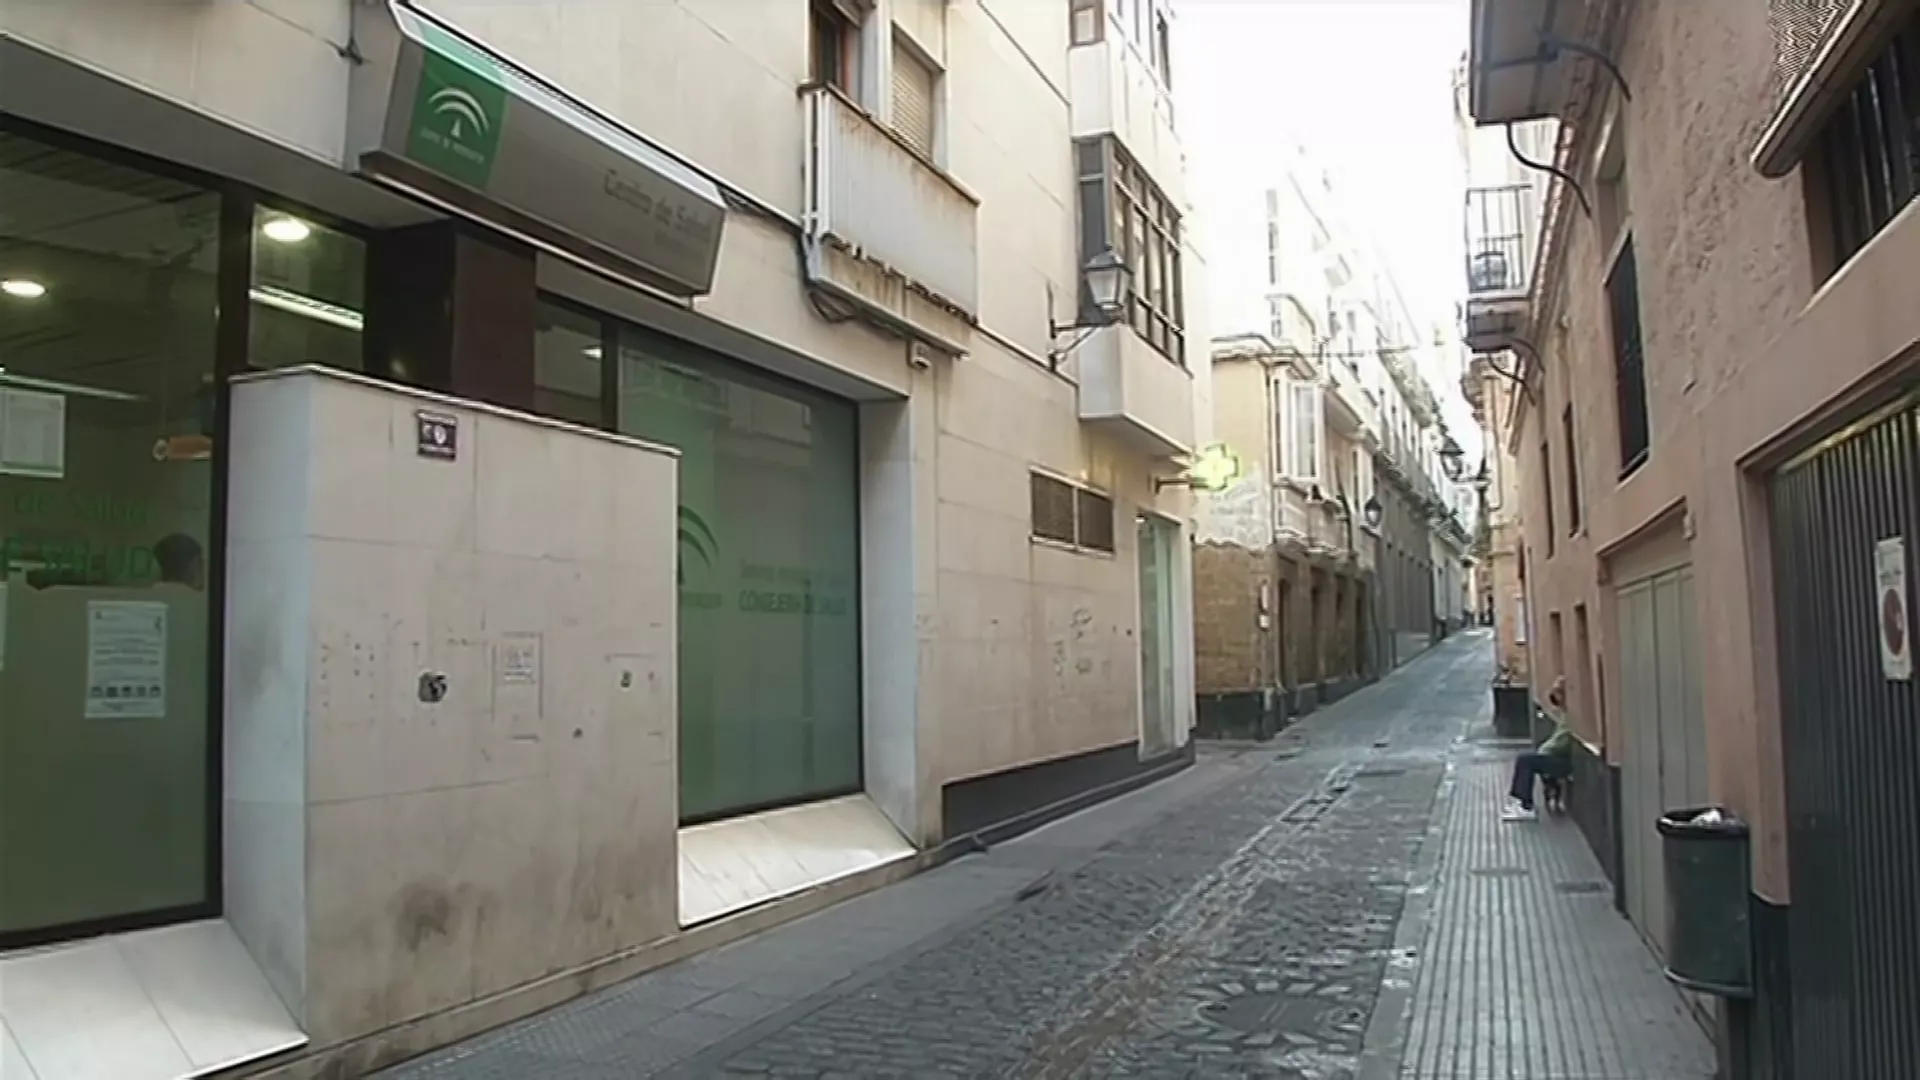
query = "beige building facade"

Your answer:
(0, 0), (1211, 1076)
(1465, 0), (1920, 1075)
